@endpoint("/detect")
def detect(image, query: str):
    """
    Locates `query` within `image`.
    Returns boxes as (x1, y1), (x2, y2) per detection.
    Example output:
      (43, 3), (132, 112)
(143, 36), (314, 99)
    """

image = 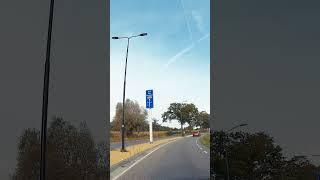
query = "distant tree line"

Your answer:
(111, 99), (210, 136)
(11, 117), (108, 180)
(152, 118), (177, 131)
(211, 130), (320, 180)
